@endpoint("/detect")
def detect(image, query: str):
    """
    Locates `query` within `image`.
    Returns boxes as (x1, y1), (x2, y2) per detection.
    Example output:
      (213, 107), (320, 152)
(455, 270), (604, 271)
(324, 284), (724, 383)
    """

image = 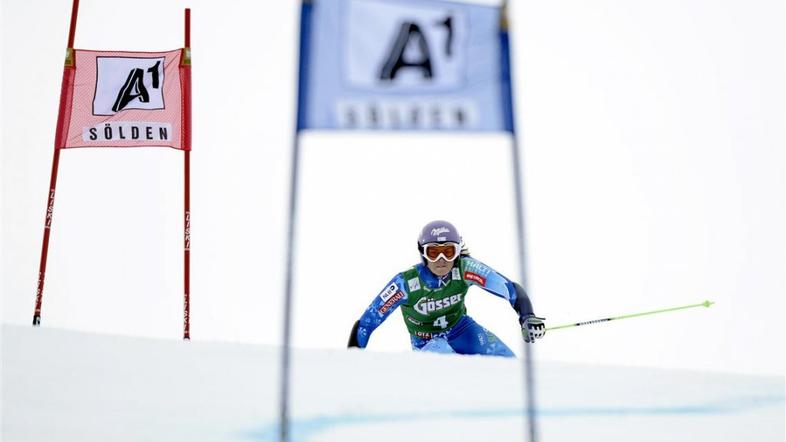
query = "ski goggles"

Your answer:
(421, 242), (460, 262)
